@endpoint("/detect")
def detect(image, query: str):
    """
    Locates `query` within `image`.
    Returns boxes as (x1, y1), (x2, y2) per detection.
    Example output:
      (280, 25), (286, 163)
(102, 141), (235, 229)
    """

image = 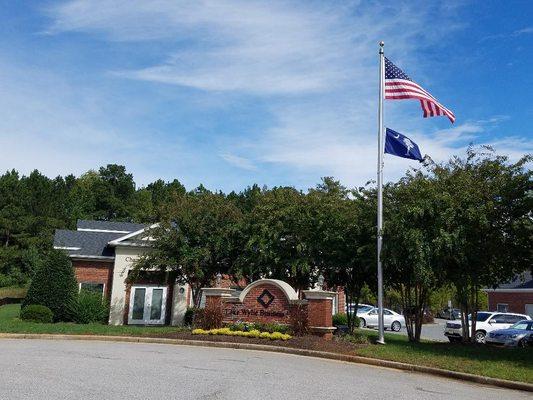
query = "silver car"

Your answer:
(358, 307), (405, 332)
(486, 320), (533, 347)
